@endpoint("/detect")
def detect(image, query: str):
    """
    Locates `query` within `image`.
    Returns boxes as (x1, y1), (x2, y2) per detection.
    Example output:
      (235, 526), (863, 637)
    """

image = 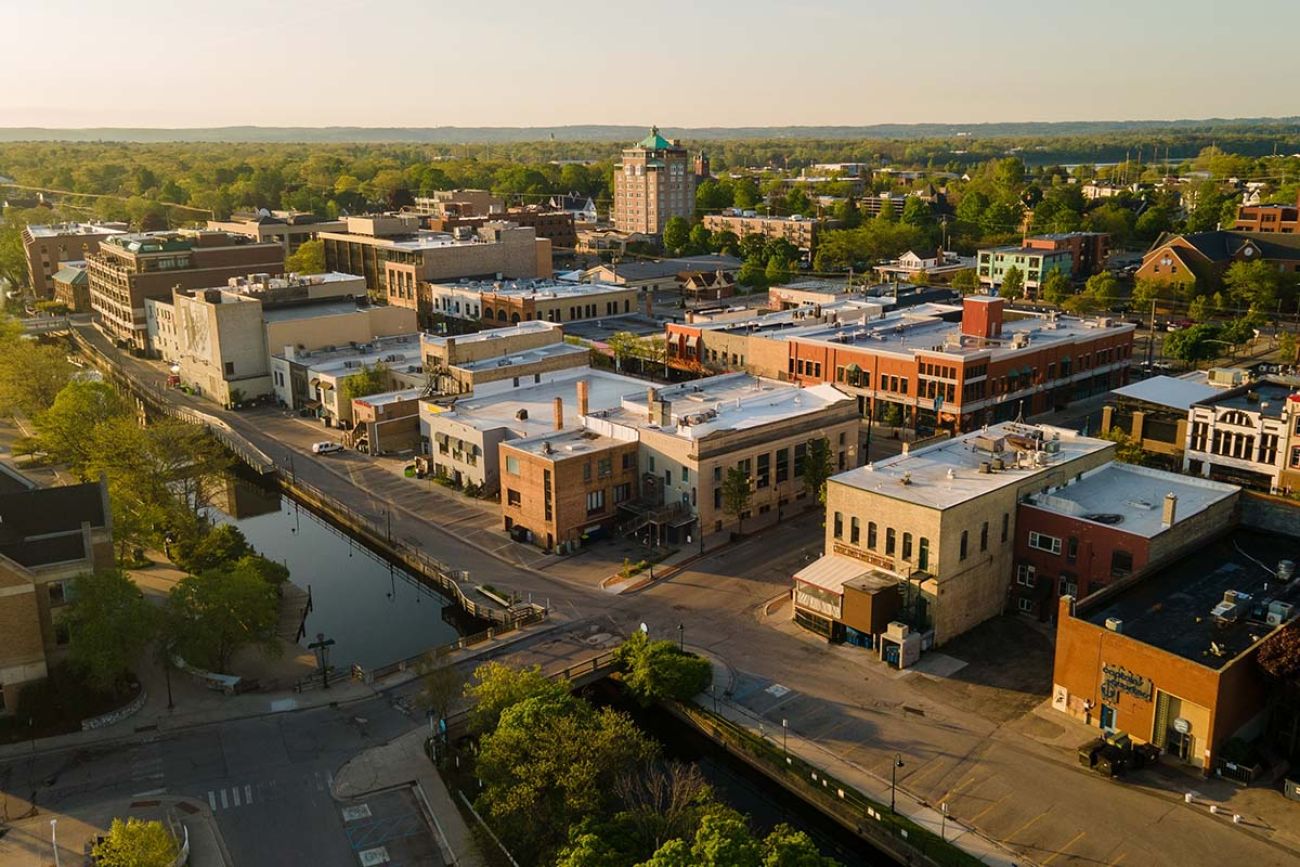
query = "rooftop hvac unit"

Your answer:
(1105, 618), (1124, 633)
(1278, 560), (1296, 582)
(1268, 601), (1295, 626)
(1211, 601), (1239, 622)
